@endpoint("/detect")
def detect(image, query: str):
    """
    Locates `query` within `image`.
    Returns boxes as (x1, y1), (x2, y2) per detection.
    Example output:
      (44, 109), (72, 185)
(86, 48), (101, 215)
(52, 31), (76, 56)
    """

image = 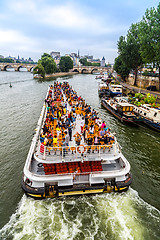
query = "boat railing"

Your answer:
(36, 143), (119, 162)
